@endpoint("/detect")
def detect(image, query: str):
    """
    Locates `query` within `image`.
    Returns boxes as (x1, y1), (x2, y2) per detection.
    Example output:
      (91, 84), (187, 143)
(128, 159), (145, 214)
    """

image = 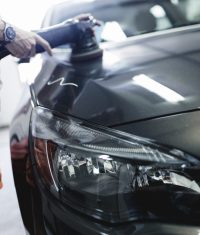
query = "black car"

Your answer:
(9, 0), (200, 235)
